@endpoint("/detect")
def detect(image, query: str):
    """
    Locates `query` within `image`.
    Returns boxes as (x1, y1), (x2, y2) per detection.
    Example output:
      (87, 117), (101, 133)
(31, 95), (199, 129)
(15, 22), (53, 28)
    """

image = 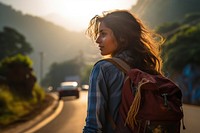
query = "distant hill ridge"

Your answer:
(0, 2), (98, 78)
(131, 0), (200, 27)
